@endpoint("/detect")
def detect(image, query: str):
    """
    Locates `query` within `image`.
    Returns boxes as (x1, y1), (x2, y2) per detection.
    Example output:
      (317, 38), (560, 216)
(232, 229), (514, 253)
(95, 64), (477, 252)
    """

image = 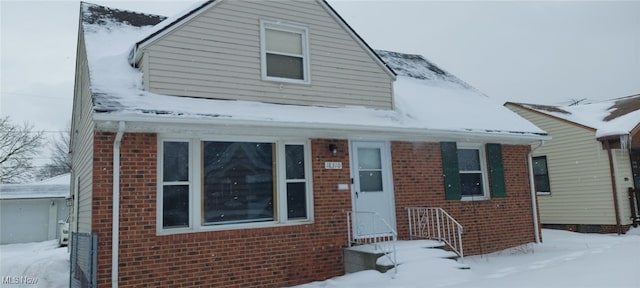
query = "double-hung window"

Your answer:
(285, 144), (308, 219)
(161, 141), (191, 229)
(533, 156), (551, 194)
(158, 138), (312, 234)
(457, 145), (490, 199)
(260, 20), (310, 83)
(441, 142), (506, 200)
